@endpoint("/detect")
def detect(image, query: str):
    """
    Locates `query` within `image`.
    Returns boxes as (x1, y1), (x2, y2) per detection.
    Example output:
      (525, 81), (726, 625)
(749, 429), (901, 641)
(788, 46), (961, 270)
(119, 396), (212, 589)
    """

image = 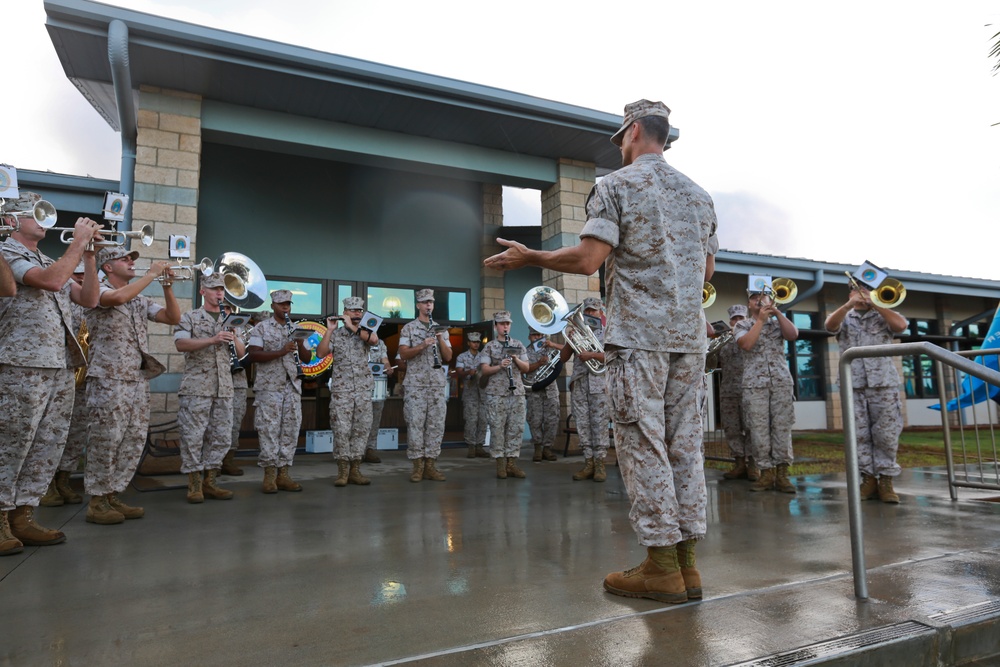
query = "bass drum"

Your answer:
(296, 320), (333, 379)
